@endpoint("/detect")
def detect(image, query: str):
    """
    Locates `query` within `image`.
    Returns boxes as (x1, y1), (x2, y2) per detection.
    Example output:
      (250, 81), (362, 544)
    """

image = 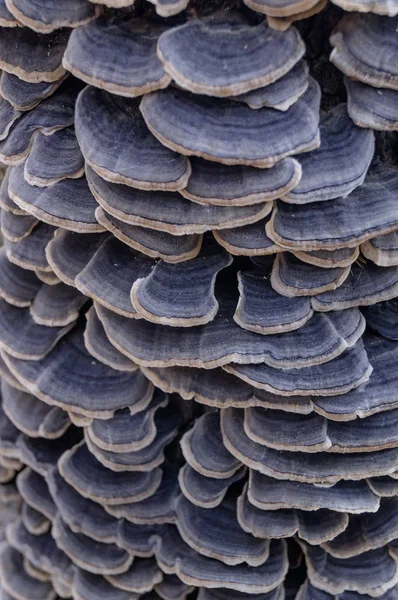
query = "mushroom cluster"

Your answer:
(0, 1), (397, 600)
